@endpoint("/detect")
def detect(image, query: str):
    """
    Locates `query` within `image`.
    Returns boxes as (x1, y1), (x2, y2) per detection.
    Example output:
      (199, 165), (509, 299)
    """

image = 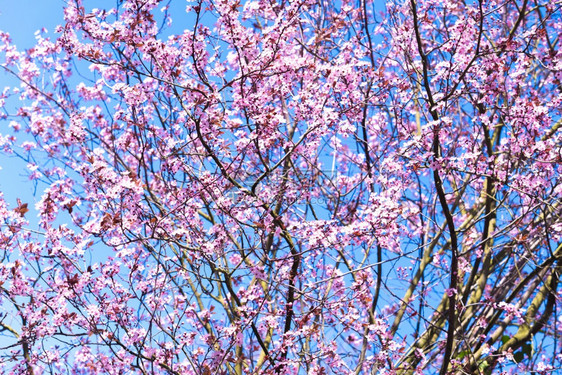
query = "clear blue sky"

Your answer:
(0, 1), (64, 48)
(0, 1), (65, 213)
(0, 0), (191, 217)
